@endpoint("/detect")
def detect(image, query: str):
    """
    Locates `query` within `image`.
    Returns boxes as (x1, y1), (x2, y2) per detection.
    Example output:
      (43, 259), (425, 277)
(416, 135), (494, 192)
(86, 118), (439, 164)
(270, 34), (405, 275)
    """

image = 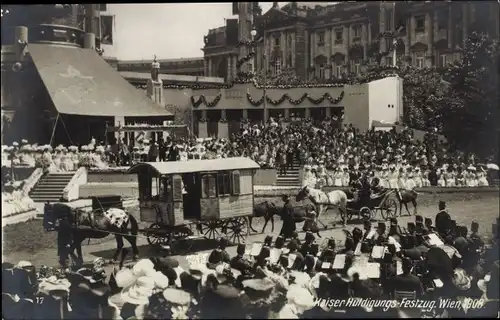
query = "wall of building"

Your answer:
(368, 77), (402, 128)
(342, 84), (369, 131)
